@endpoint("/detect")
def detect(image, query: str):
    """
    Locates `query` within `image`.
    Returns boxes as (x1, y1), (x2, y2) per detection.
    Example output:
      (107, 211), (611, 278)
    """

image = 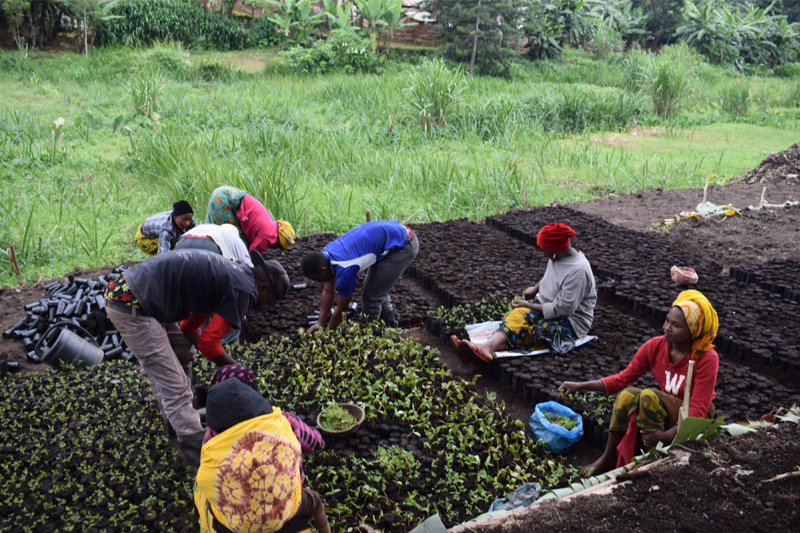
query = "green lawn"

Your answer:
(1, 45), (798, 285)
